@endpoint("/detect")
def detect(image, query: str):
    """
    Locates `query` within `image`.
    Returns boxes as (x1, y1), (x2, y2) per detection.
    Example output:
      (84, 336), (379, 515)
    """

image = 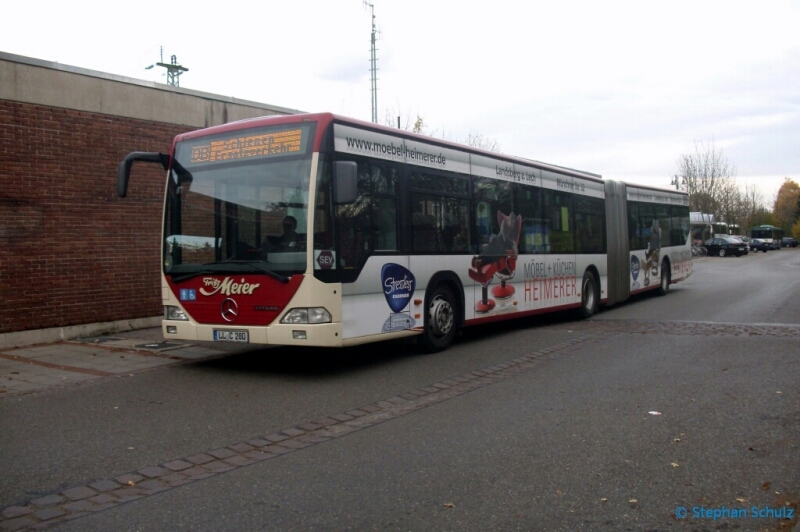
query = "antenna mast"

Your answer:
(364, 1), (379, 123)
(149, 46), (189, 87)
